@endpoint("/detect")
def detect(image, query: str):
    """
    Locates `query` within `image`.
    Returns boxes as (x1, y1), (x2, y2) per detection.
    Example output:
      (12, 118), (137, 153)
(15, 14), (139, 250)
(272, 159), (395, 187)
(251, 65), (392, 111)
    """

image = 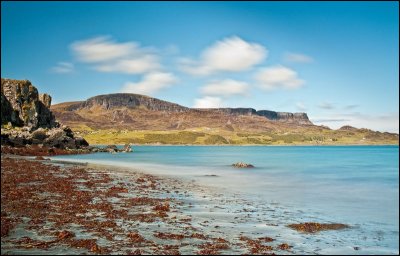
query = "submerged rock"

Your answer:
(92, 144), (134, 153)
(232, 162), (254, 168)
(287, 222), (350, 233)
